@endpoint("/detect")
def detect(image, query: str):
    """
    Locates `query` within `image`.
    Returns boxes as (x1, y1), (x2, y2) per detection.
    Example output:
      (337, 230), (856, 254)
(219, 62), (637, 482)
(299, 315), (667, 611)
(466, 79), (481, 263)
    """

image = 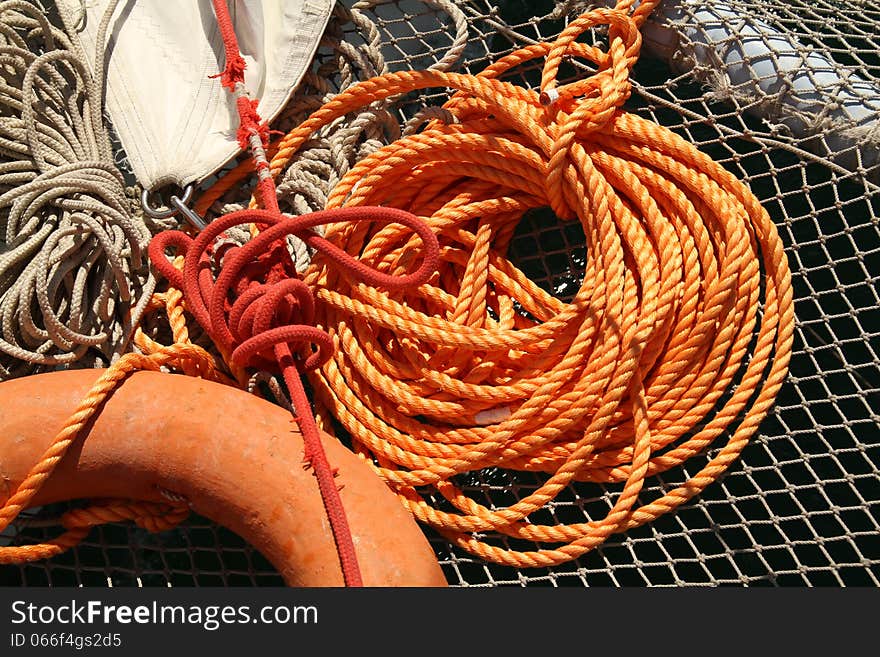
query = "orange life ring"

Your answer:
(0, 369), (447, 587)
